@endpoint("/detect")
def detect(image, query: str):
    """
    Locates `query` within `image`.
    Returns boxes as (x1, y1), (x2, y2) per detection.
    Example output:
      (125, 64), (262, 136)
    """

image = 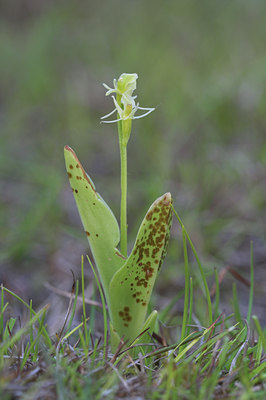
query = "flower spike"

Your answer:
(101, 73), (155, 123)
